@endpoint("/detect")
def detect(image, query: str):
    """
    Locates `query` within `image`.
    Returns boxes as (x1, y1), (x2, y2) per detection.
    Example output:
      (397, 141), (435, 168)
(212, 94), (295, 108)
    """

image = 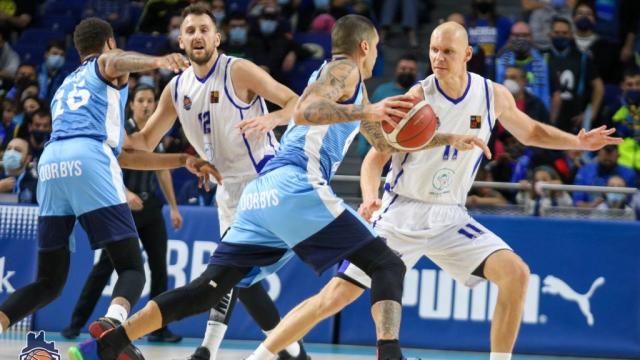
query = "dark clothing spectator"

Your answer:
(466, 0), (513, 79)
(83, 0), (133, 35)
(381, 0), (418, 48)
(137, 0), (188, 34)
(0, 0), (37, 35)
(528, 1), (572, 51)
(0, 167), (37, 204)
